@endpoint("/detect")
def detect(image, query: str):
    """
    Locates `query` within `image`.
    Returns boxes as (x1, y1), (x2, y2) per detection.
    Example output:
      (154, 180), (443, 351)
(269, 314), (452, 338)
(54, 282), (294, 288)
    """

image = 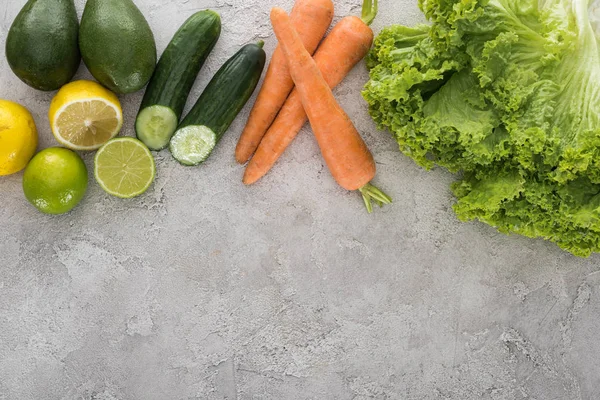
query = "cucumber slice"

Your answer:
(136, 105), (179, 151)
(169, 125), (216, 166)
